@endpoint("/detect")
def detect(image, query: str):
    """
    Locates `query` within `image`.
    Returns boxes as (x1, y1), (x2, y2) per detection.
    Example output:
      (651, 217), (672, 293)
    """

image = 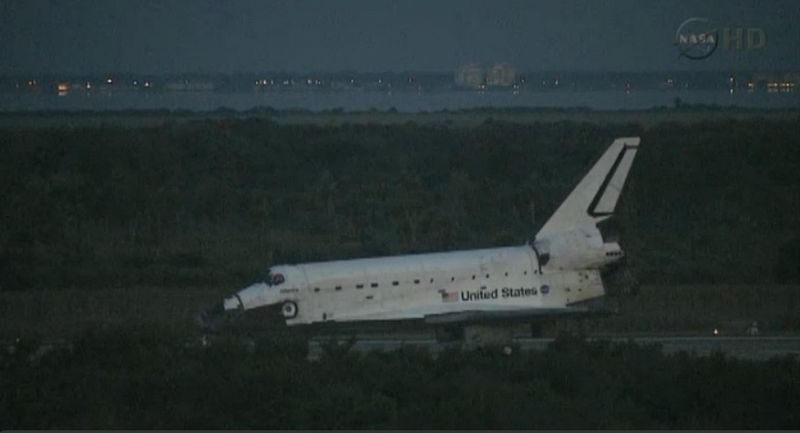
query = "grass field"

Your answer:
(1, 106), (798, 129)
